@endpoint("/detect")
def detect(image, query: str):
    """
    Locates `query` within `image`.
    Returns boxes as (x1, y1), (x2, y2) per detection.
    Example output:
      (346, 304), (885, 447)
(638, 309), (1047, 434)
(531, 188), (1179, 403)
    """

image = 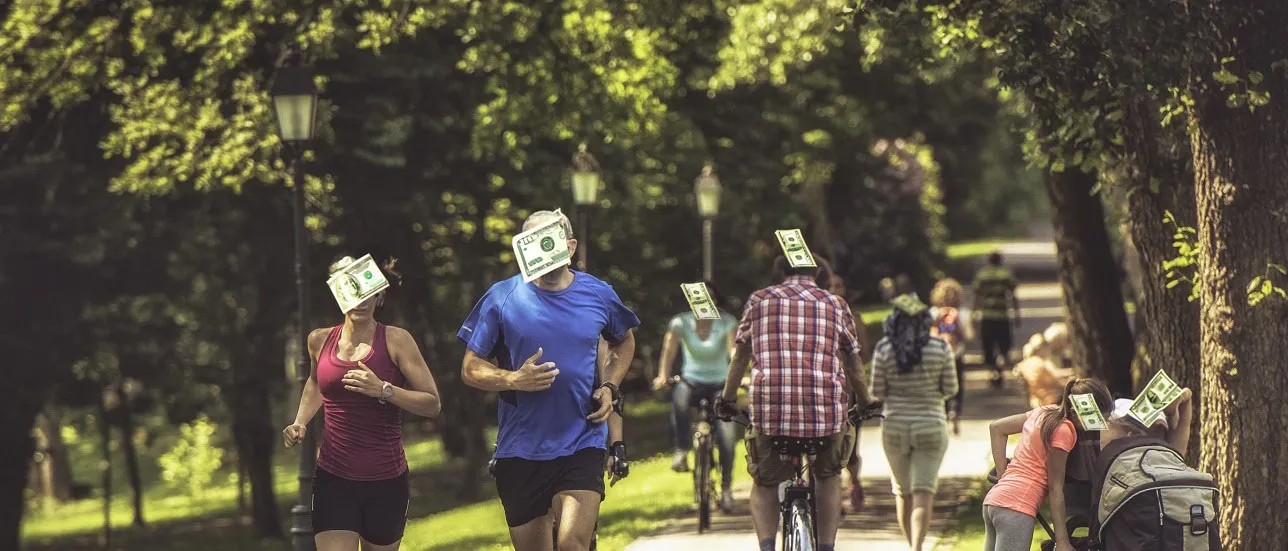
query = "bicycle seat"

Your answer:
(770, 436), (828, 457)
